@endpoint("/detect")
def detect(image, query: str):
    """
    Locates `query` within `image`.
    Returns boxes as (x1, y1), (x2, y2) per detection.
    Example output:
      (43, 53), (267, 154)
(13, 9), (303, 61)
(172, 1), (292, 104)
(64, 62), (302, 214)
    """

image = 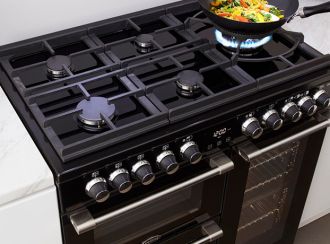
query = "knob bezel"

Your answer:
(262, 109), (283, 131)
(85, 177), (110, 203)
(156, 150), (174, 163)
(131, 160), (155, 186)
(313, 90), (330, 108)
(156, 150), (179, 175)
(297, 96), (317, 116)
(281, 102), (302, 123)
(242, 117), (263, 139)
(109, 168), (132, 194)
(180, 141), (203, 165)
